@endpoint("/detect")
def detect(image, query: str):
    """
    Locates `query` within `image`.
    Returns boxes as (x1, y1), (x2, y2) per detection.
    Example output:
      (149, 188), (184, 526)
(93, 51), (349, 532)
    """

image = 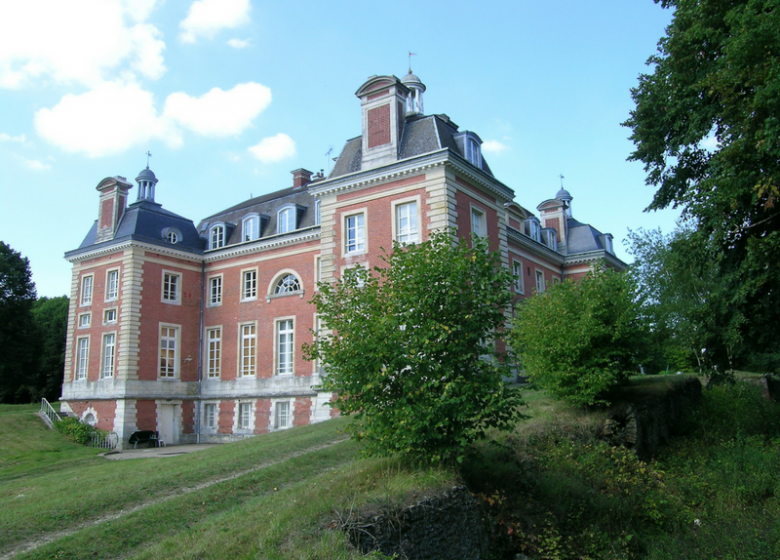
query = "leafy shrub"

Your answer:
(510, 268), (647, 407)
(55, 416), (95, 444)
